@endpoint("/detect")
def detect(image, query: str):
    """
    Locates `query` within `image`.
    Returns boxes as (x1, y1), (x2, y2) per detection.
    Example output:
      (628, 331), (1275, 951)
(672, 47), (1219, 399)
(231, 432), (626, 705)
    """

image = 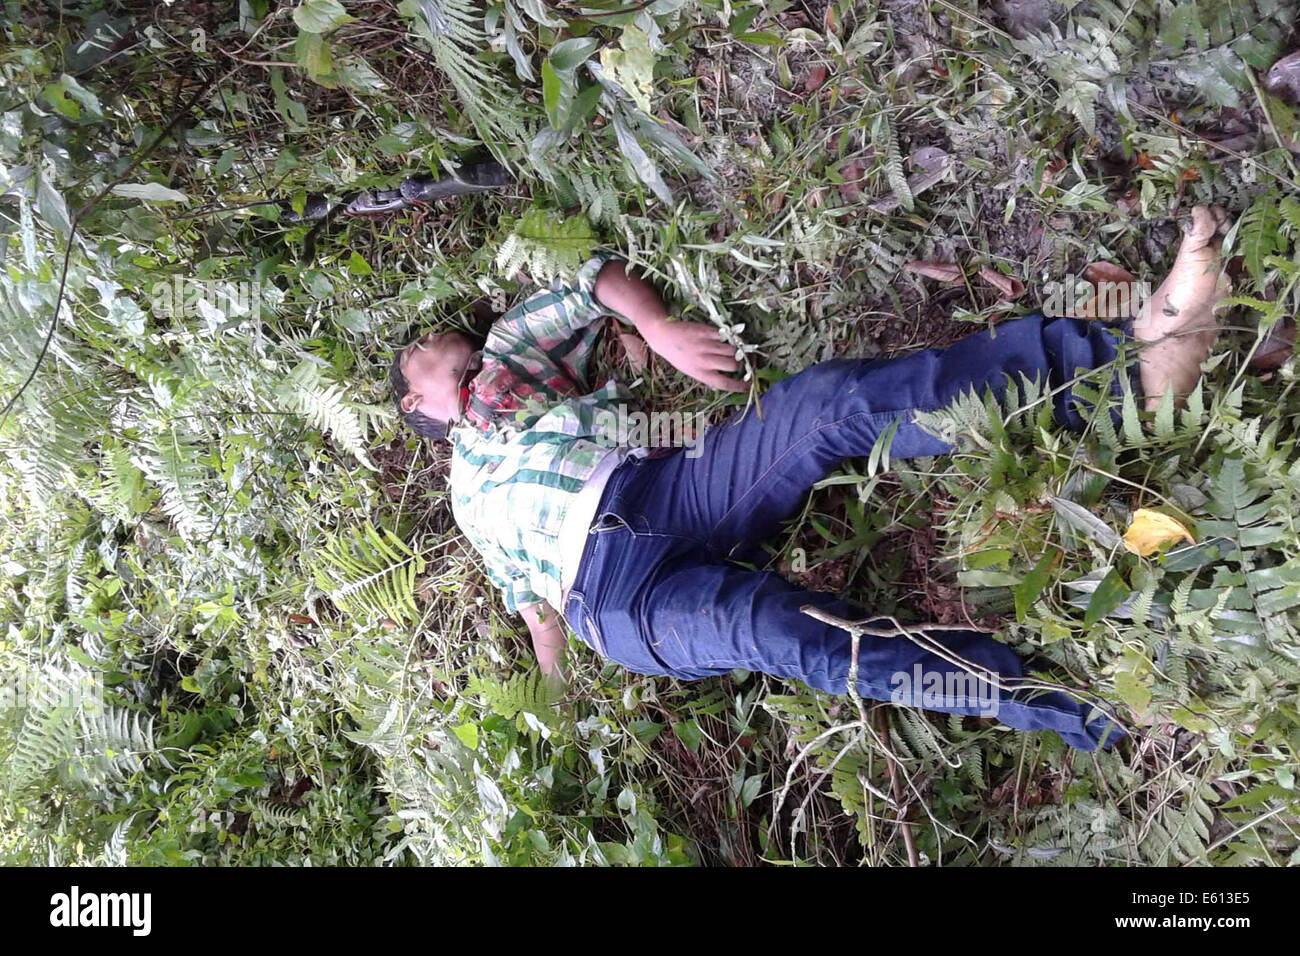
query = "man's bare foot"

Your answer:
(1134, 205), (1231, 410)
